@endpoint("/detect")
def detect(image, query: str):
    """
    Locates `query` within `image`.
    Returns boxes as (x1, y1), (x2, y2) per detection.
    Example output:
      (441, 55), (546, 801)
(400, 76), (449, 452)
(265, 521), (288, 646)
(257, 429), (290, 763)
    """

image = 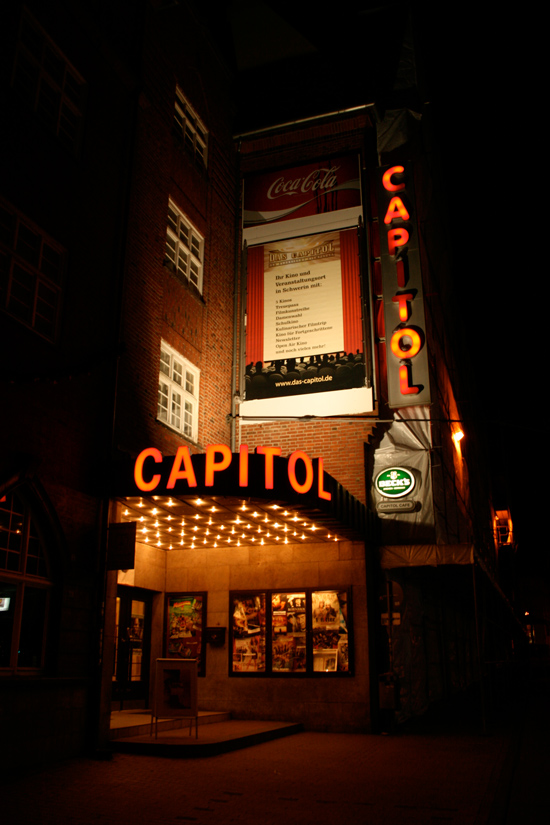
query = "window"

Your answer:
(158, 341), (200, 441)
(0, 490), (53, 672)
(11, 9), (85, 152)
(0, 198), (65, 341)
(165, 200), (204, 292)
(173, 87), (207, 166)
(230, 588), (352, 676)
